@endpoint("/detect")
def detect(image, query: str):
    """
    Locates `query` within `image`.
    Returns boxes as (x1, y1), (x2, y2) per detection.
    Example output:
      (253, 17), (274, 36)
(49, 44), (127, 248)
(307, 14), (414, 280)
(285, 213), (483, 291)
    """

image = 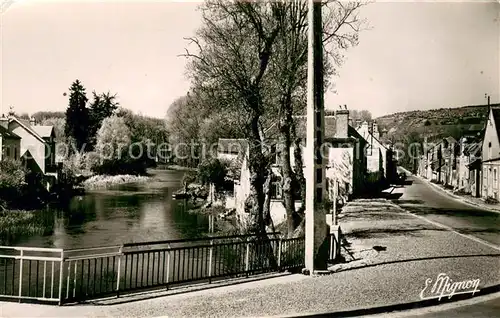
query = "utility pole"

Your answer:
(305, 0), (328, 273)
(485, 93), (491, 106)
